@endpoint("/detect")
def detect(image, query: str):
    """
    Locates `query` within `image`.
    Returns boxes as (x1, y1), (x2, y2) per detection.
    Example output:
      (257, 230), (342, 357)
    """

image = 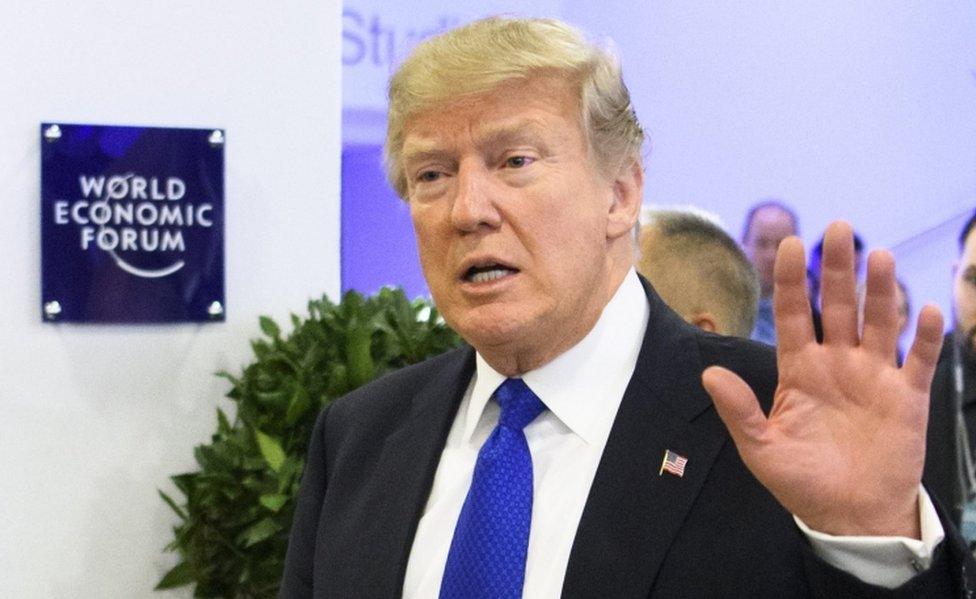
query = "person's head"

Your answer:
(384, 17), (644, 199)
(387, 17), (645, 375)
(741, 200), (798, 298)
(638, 210), (760, 337)
(954, 210), (976, 349)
